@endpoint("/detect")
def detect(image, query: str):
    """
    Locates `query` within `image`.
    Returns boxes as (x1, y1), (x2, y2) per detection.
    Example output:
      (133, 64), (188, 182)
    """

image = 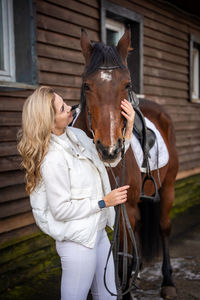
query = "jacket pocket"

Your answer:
(70, 187), (92, 200)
